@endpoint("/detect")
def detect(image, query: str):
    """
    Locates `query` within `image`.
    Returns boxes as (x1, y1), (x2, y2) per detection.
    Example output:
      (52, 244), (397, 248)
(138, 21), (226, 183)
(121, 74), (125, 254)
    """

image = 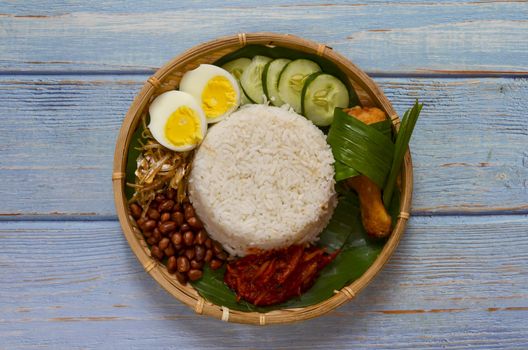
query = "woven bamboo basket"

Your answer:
(113, 32), (413, 325)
